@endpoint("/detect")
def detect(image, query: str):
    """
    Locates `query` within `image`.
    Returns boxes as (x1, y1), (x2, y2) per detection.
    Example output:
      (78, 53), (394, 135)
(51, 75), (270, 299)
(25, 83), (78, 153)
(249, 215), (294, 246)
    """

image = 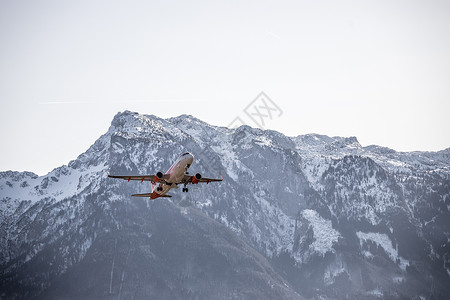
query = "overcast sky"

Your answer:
(1, 0), (449, 175)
